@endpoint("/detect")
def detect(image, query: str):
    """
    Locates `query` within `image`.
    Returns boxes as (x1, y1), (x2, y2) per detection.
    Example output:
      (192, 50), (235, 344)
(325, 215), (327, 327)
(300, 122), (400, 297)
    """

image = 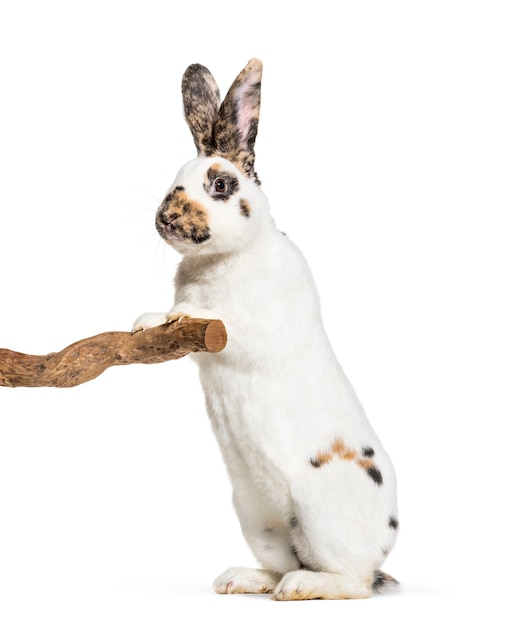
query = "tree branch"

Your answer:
(0, 318), (227, 388)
